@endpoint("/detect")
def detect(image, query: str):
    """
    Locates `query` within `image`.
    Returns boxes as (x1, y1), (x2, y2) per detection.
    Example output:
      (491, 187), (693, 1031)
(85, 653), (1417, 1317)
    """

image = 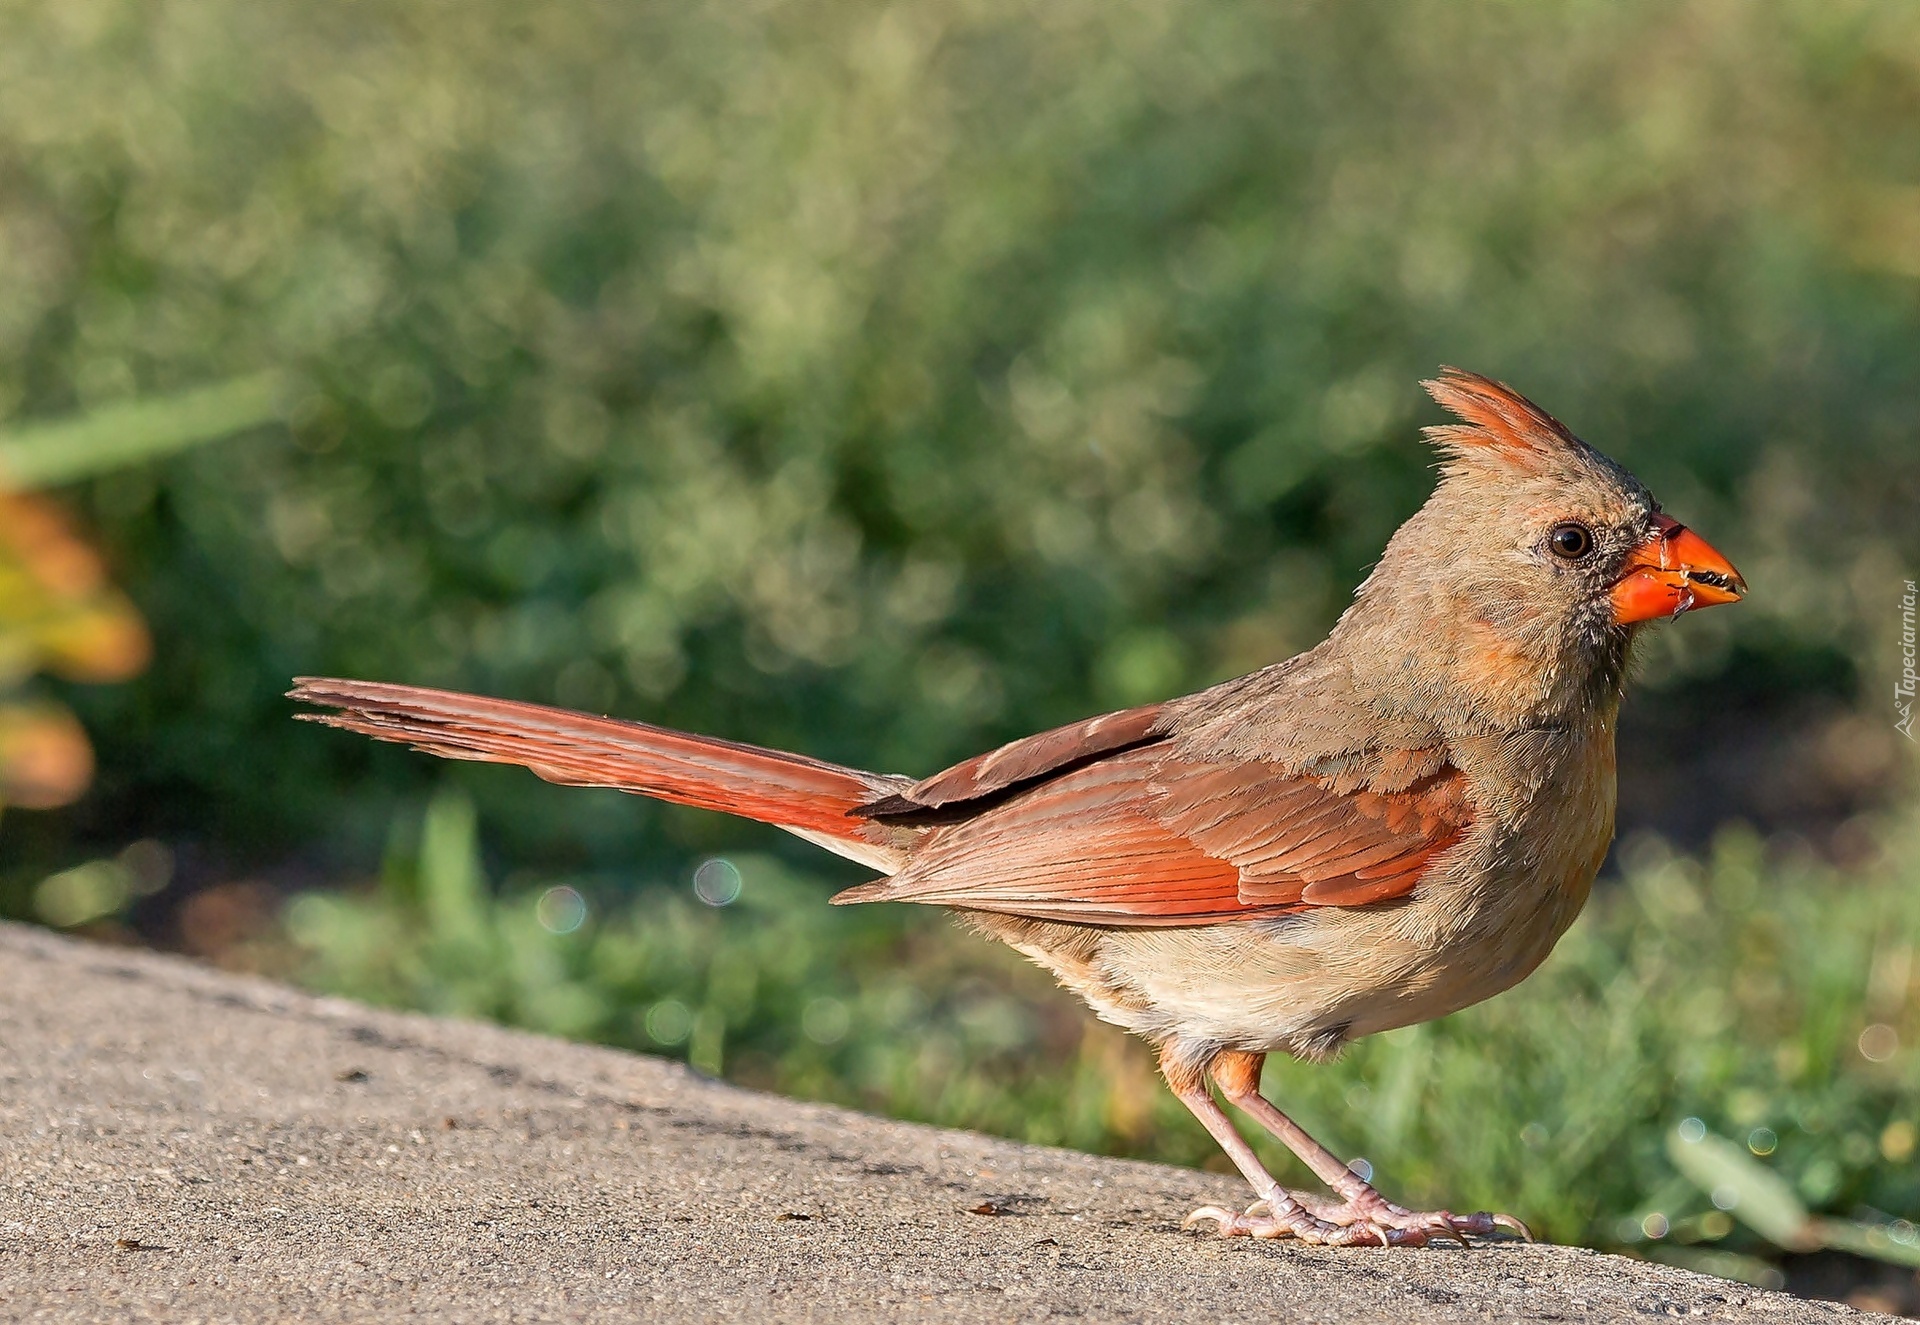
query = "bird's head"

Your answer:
(1337, 368), (1745, 730)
